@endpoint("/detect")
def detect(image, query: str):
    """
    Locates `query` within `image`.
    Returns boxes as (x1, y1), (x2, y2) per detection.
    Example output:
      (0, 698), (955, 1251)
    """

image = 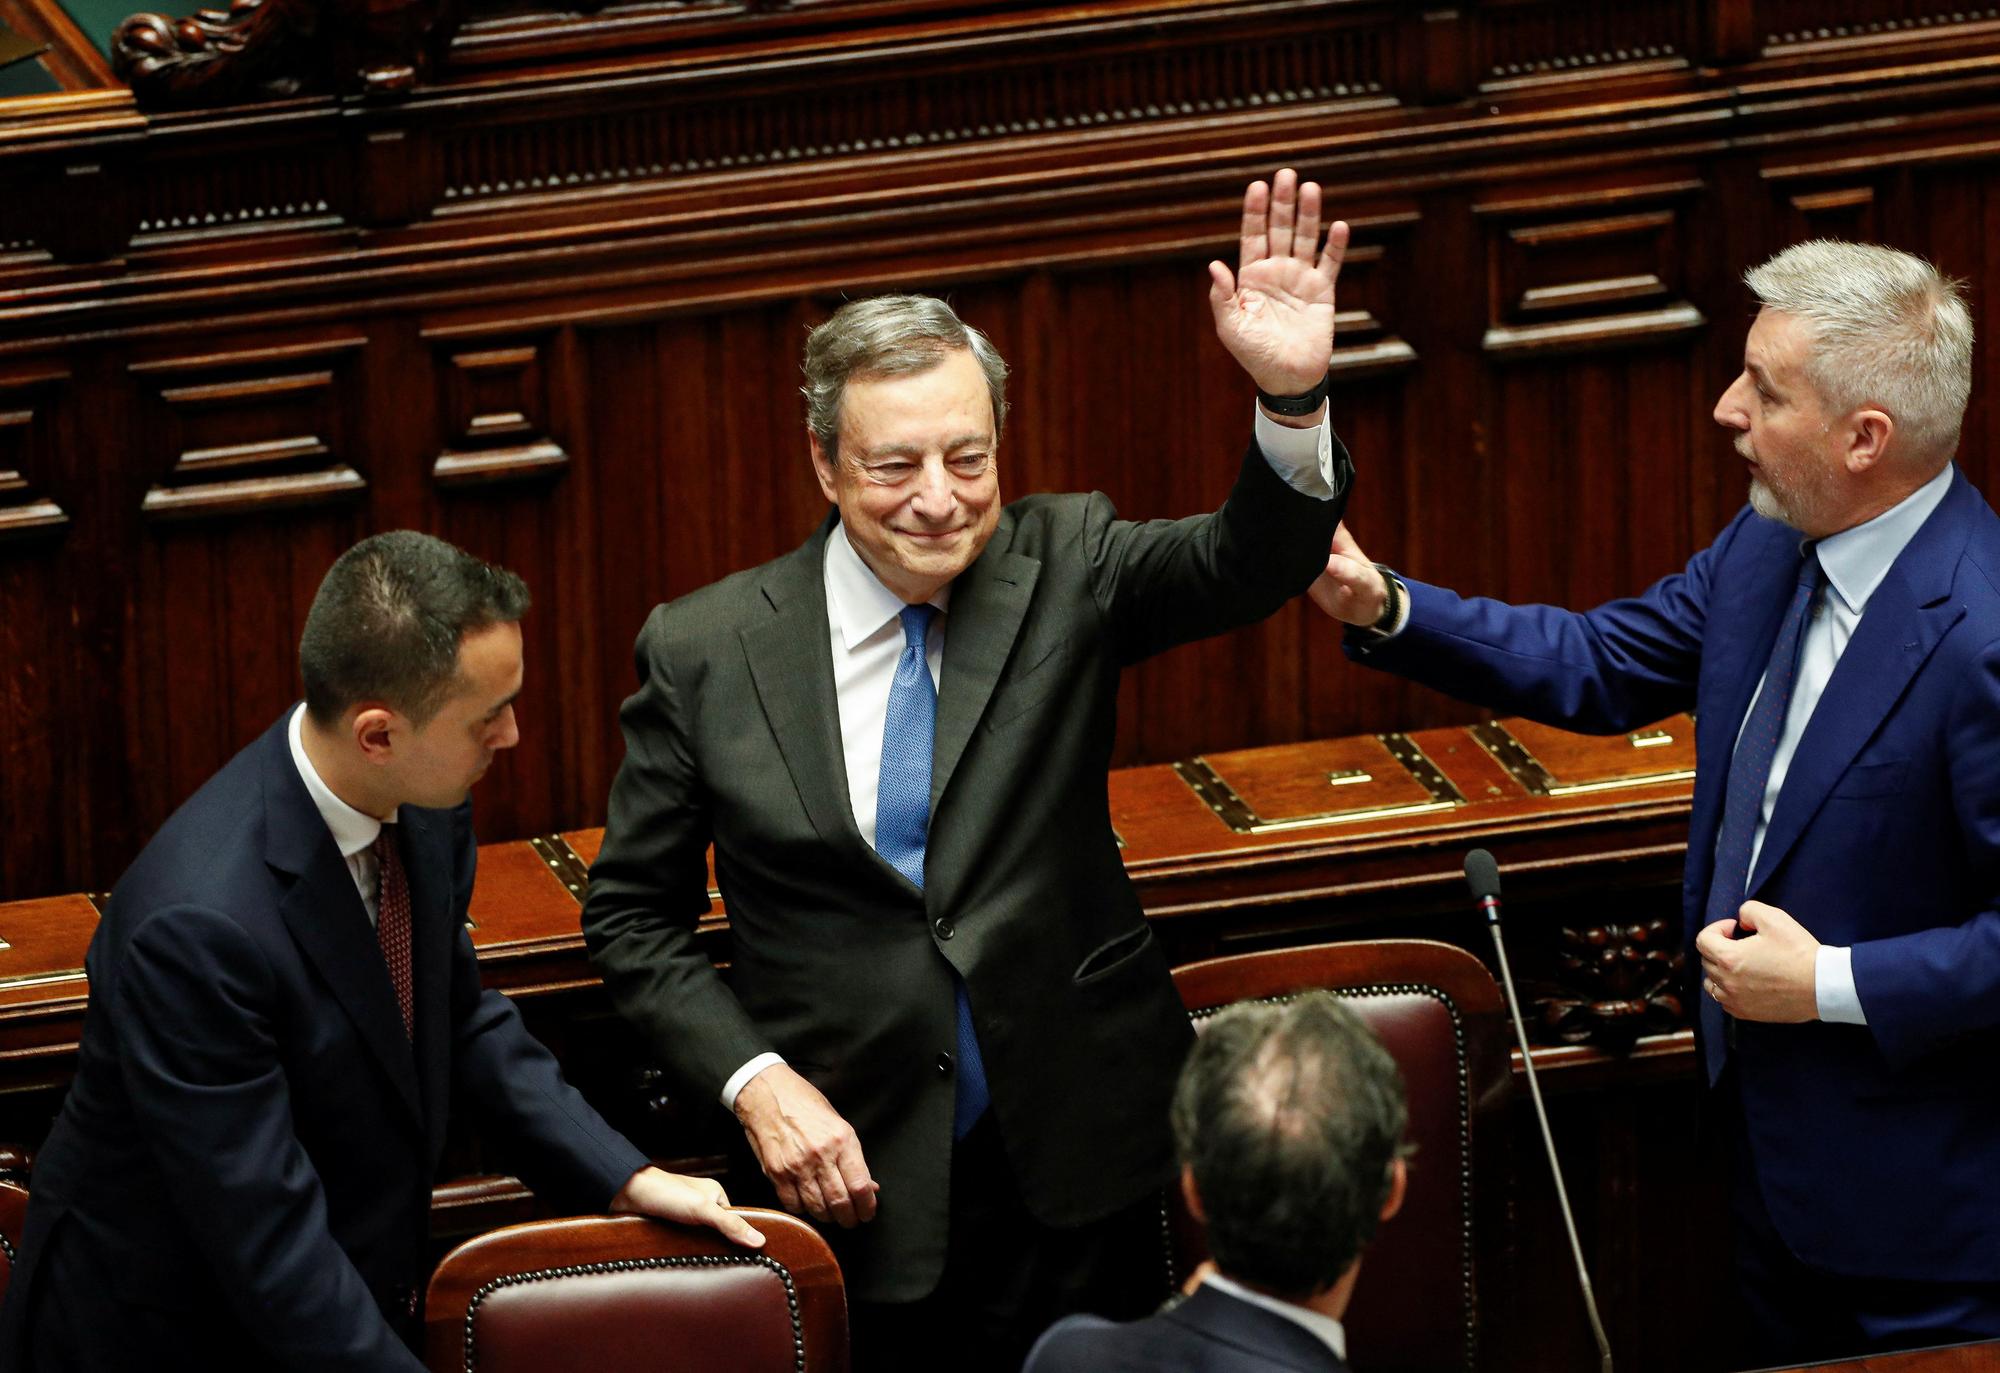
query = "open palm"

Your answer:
(1208, 170), (1347, 397)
